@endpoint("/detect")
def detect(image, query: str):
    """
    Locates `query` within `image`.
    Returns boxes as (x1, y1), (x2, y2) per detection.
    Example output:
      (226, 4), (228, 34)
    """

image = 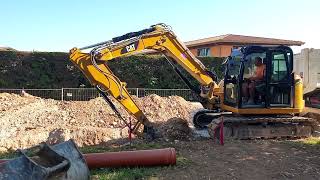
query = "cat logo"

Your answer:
(121, 41), (139, 54)
(126, 44), (136, 52)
